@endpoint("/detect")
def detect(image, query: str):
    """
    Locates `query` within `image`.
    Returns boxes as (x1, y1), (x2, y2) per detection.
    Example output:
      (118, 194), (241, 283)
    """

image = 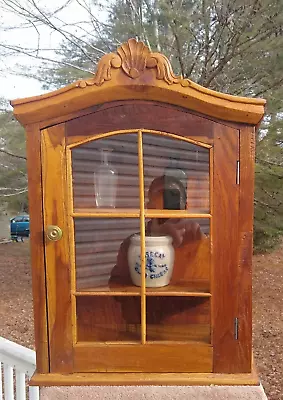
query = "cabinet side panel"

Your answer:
(212, 125), (240, 372)
(26, 124), (49, 373)
(41, 124), (73, 372)
(236, 126), (255, 372)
